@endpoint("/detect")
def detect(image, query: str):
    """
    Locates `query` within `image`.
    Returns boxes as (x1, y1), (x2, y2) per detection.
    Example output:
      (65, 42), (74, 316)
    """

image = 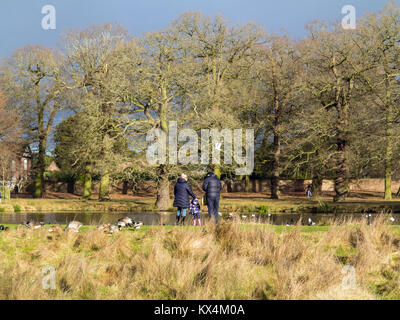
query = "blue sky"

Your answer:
(0, 0), (396, 57)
